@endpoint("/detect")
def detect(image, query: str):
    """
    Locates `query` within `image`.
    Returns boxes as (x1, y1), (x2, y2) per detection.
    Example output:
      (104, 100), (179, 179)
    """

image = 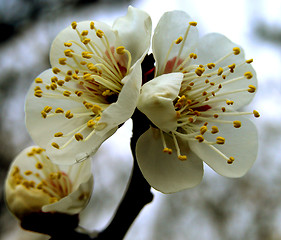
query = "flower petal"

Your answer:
(49, 20), (116, 74)
(189, 115), (258, 177)
(194, 33), (257, 109)
(136, 127), (203, 194)
(152, 10), (199, 75)
(43, 174), (93, 214)
(137, 73), (183, 132)
(113, 6), (152, 66)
